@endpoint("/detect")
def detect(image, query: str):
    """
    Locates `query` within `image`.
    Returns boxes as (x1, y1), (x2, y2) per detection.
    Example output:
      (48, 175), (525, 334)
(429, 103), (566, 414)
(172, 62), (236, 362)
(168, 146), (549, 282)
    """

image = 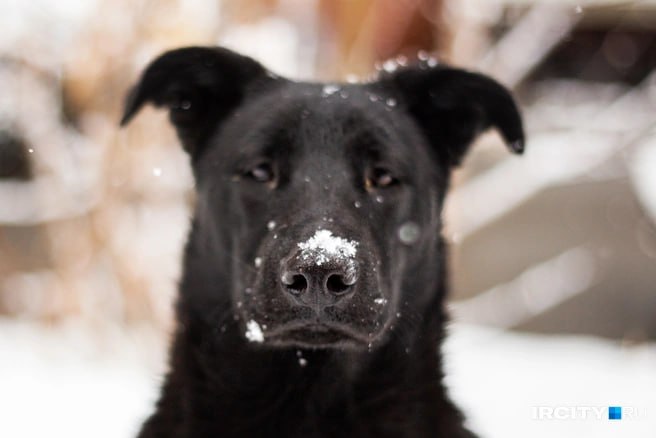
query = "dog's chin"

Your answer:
(261, 323), (378, 350)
